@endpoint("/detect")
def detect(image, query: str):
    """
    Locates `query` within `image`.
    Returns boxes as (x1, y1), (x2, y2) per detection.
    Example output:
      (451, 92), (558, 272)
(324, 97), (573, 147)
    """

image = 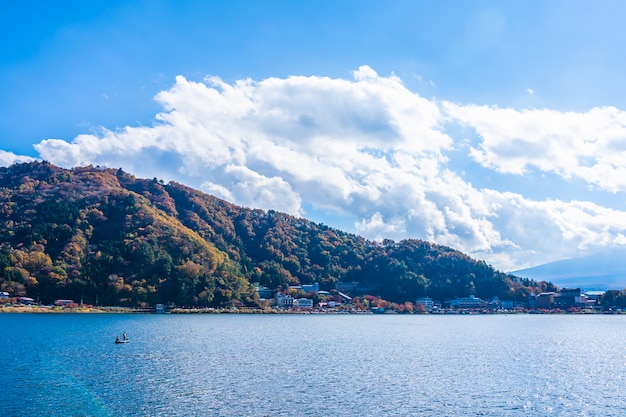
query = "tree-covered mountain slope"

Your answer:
(0, 162), (548, 307)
